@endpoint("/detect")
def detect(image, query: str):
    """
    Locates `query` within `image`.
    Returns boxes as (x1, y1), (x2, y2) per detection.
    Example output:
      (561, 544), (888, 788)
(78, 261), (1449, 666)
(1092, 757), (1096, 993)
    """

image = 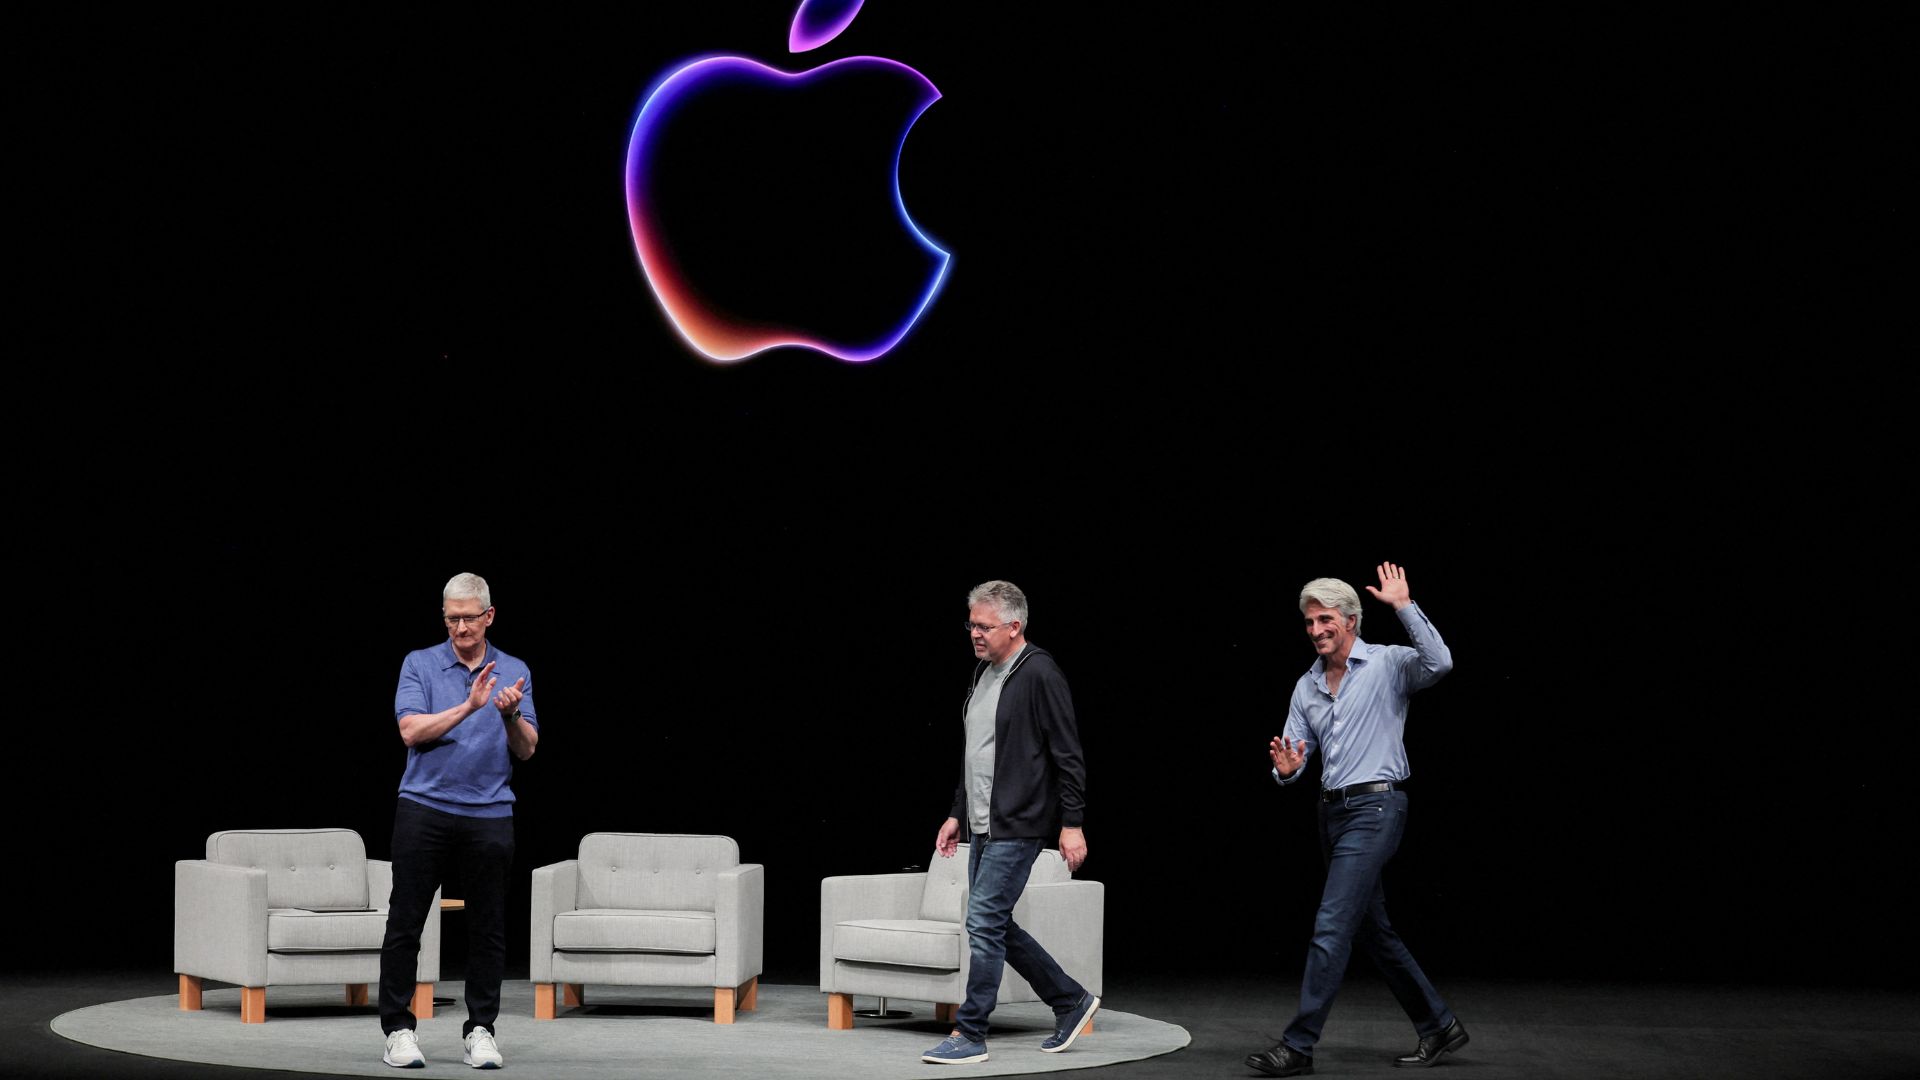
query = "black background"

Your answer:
(12, 4), (1907, 990)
